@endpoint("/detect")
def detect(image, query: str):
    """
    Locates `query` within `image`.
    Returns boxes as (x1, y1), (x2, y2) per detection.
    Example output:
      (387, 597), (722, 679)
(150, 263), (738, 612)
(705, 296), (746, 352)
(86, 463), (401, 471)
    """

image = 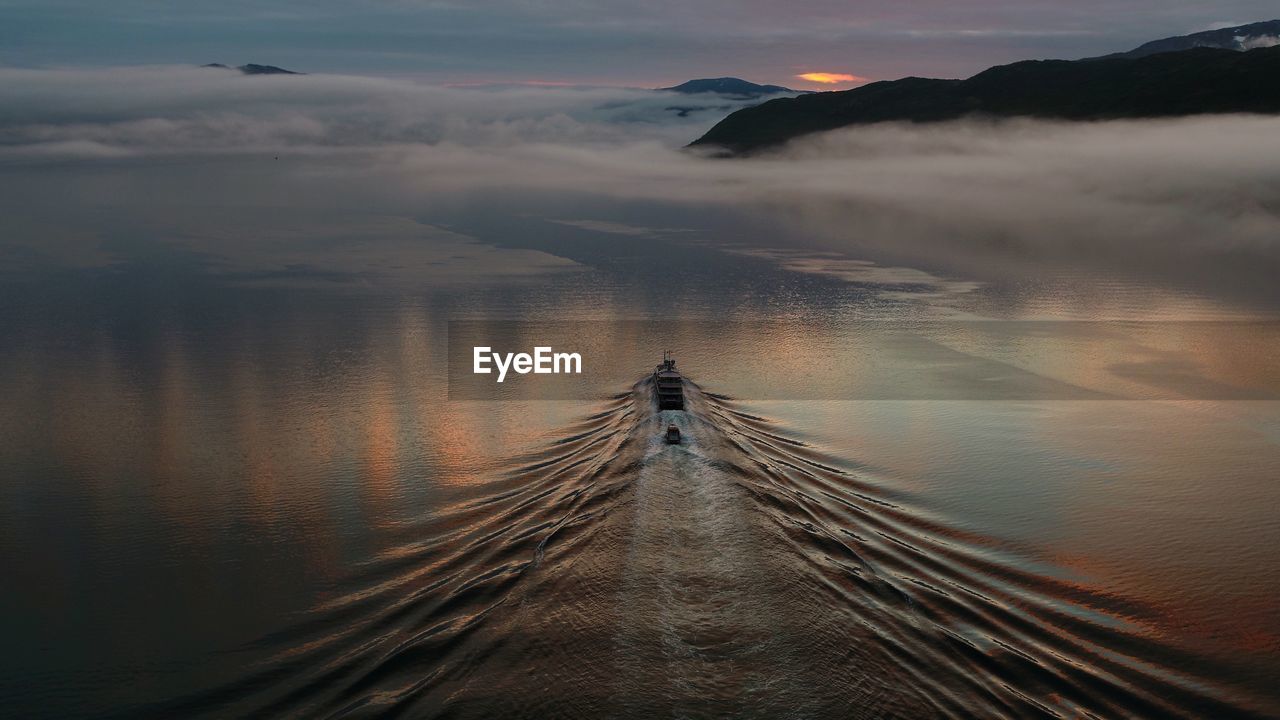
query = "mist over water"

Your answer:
(2, 67), (1279, 718)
